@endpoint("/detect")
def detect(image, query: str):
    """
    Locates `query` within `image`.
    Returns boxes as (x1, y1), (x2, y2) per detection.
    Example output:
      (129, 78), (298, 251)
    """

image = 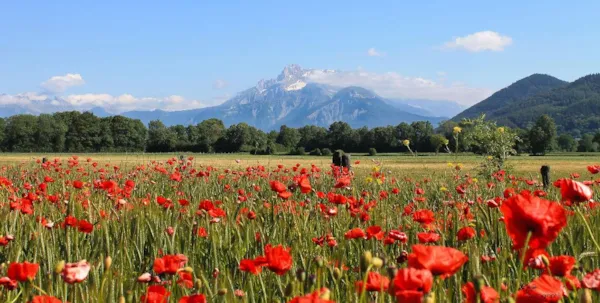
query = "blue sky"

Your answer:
(1, 0), (599, 112)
